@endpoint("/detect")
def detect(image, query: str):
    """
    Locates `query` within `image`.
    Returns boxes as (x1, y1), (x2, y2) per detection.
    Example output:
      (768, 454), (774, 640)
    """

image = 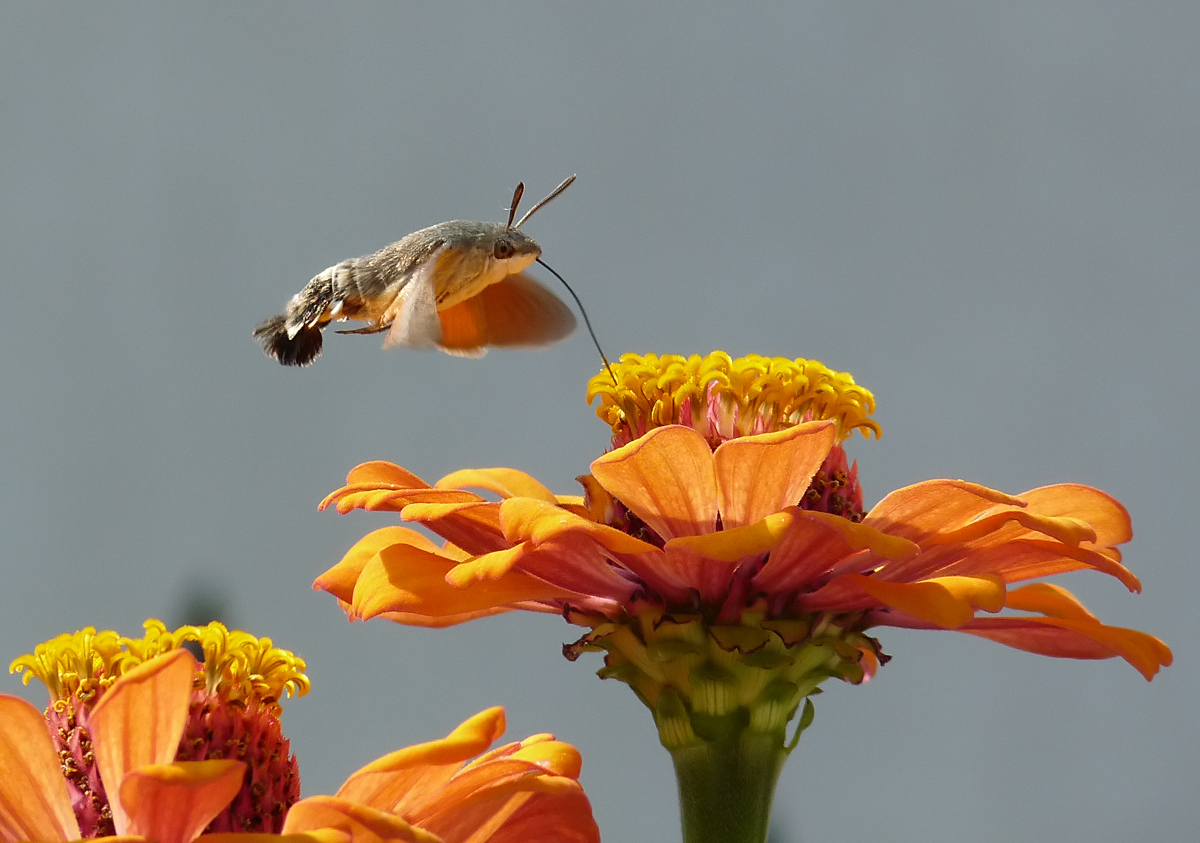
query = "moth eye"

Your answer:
(494, 241), (514, 259)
